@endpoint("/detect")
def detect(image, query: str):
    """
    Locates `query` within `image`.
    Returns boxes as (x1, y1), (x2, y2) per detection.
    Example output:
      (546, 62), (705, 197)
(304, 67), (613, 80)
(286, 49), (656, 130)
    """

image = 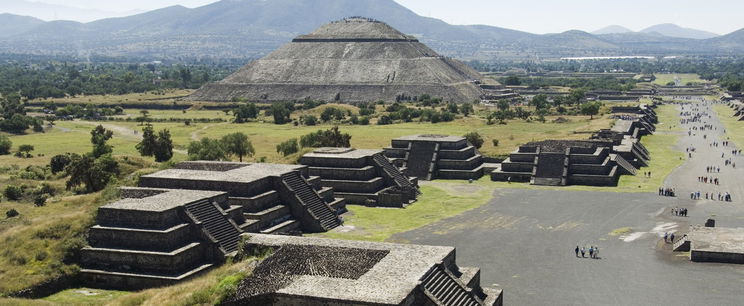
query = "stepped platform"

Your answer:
(224, 234), (503, 306)
(139, 161), (345, 234)
(492, 140), (638, 186)
(383, 134), (485, 181)
(80, 187), (232, 289)
(300, 148), (419, 207)
(675, 226), (744, 264)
